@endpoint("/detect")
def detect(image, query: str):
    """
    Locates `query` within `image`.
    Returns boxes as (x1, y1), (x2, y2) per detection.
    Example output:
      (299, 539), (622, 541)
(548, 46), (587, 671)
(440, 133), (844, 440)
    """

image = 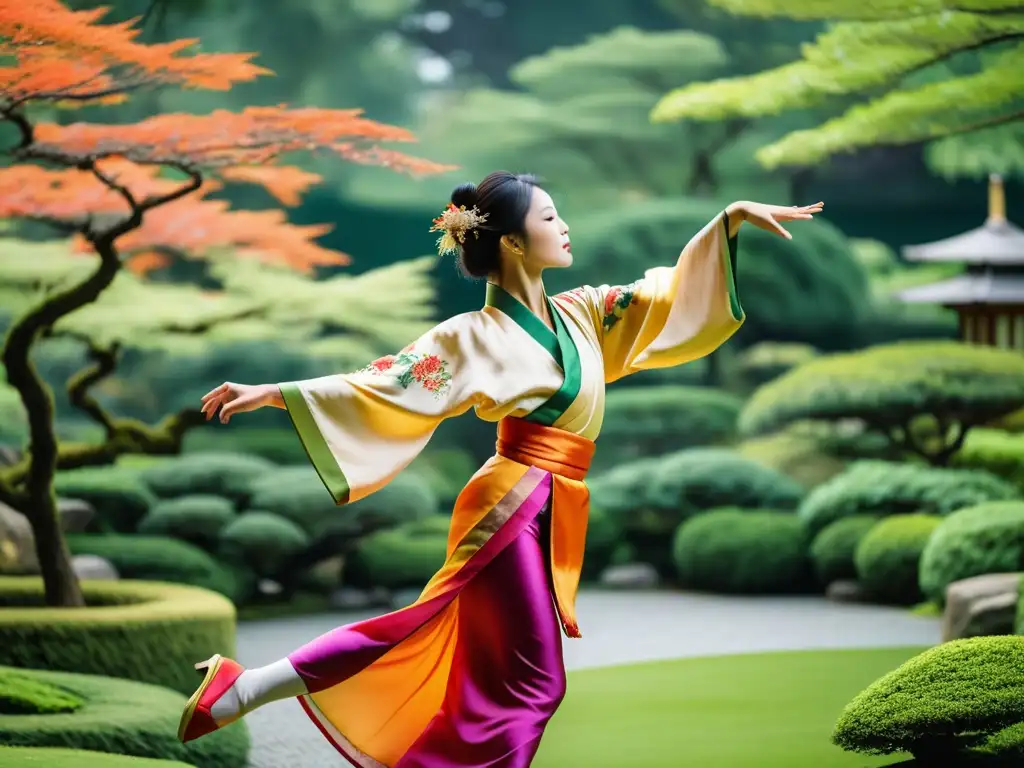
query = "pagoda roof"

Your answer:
(902, 218), (1024, 265)
(897, 272), (1024, 306)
